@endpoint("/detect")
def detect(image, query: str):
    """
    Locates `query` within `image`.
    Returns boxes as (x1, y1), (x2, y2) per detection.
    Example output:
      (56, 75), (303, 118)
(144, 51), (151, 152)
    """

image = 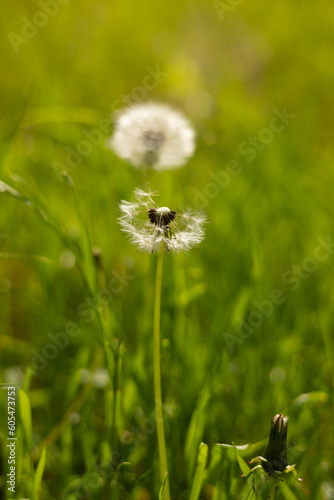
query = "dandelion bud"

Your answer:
(262, 414), (288, 475)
